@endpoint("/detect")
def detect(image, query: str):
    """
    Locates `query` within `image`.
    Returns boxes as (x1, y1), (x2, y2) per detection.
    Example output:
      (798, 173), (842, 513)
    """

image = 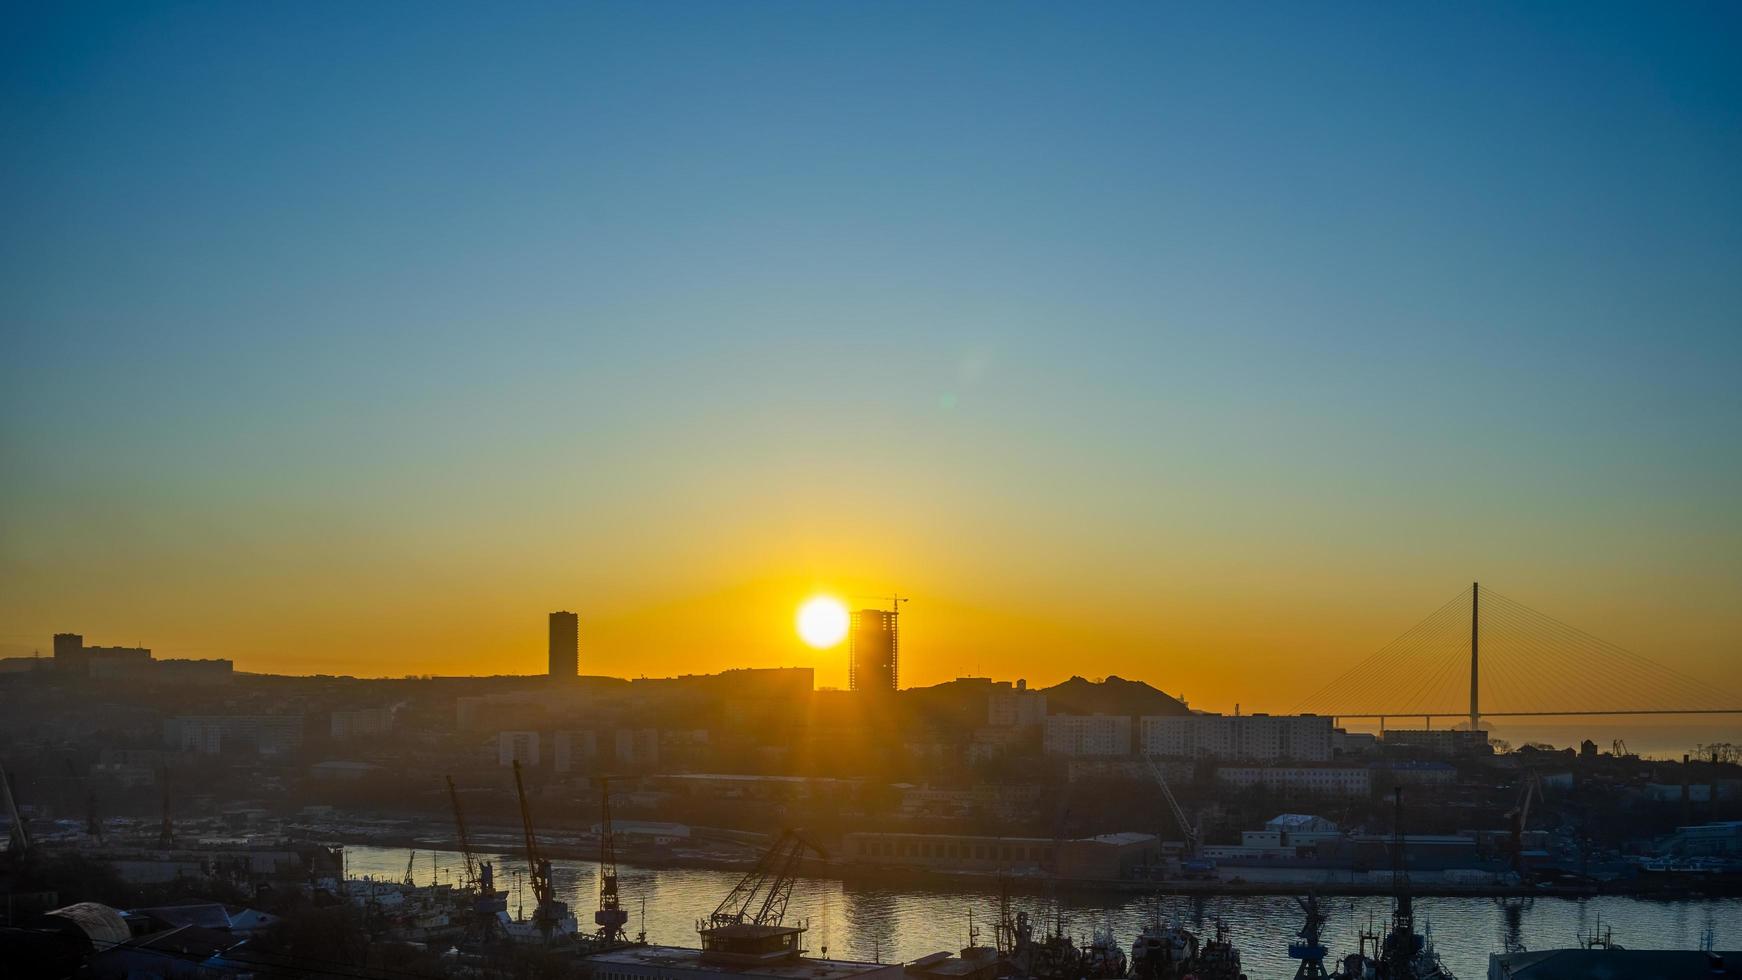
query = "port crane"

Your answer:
(706, 829), (826, 930)
(404, 849), (417, 887)
(1506, 770), (1544, 876)
(1142, 753), (1203, 867)
(511, 759), (570, 935)
(593, 775), (630, 944)
(445, 775), (479, 890)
